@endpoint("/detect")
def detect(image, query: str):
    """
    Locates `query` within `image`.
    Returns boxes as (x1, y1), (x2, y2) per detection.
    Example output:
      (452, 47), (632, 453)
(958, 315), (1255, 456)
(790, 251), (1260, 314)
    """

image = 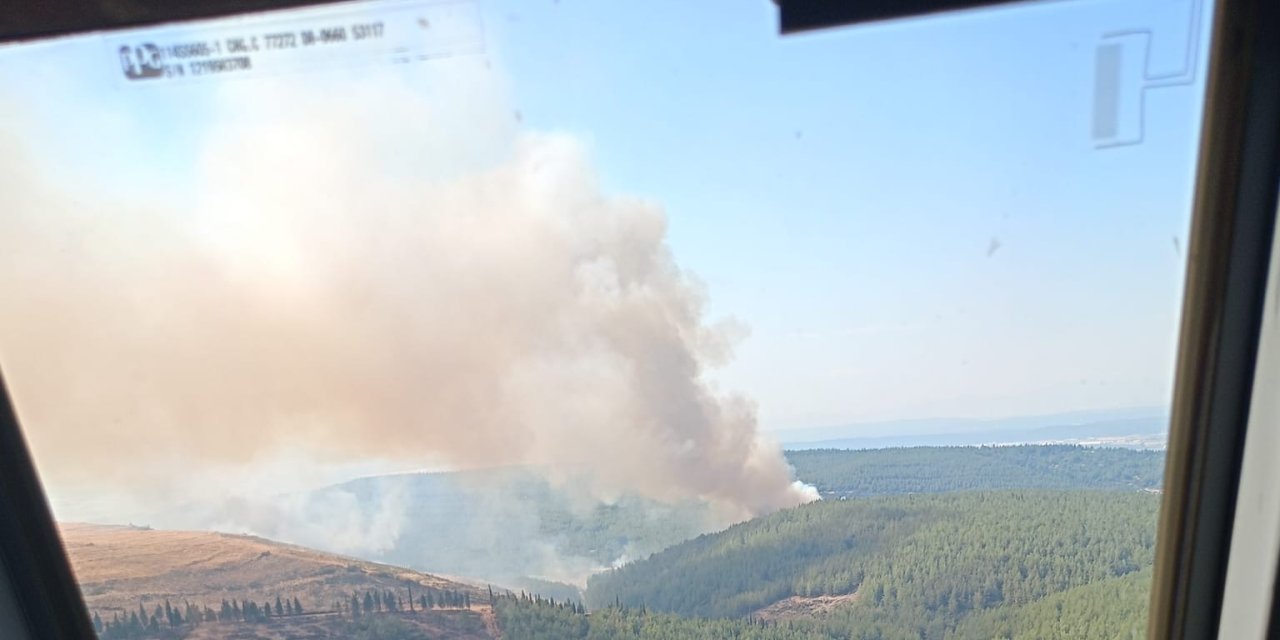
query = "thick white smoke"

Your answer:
(0, 61), (817, 530)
